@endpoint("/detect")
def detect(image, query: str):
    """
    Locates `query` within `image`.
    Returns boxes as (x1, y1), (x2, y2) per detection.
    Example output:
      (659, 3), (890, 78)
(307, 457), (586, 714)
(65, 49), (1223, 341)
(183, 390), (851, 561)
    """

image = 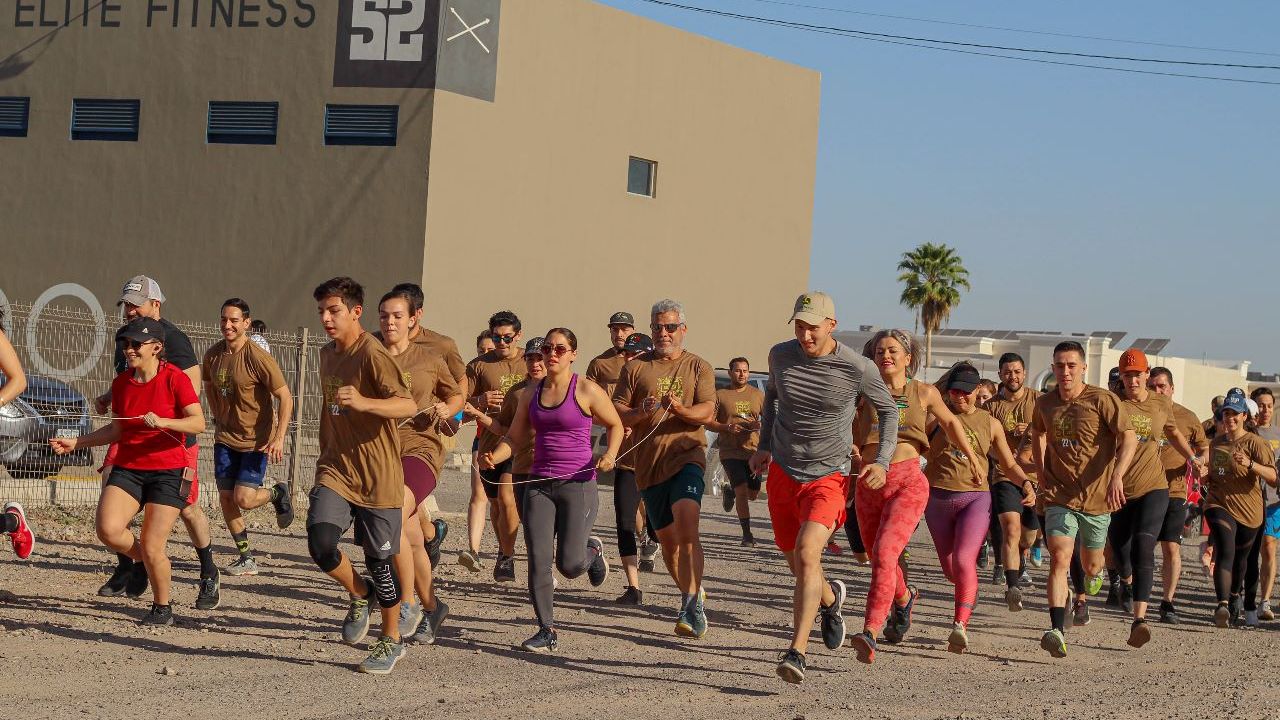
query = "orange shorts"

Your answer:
(766, 463), (849, 552)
